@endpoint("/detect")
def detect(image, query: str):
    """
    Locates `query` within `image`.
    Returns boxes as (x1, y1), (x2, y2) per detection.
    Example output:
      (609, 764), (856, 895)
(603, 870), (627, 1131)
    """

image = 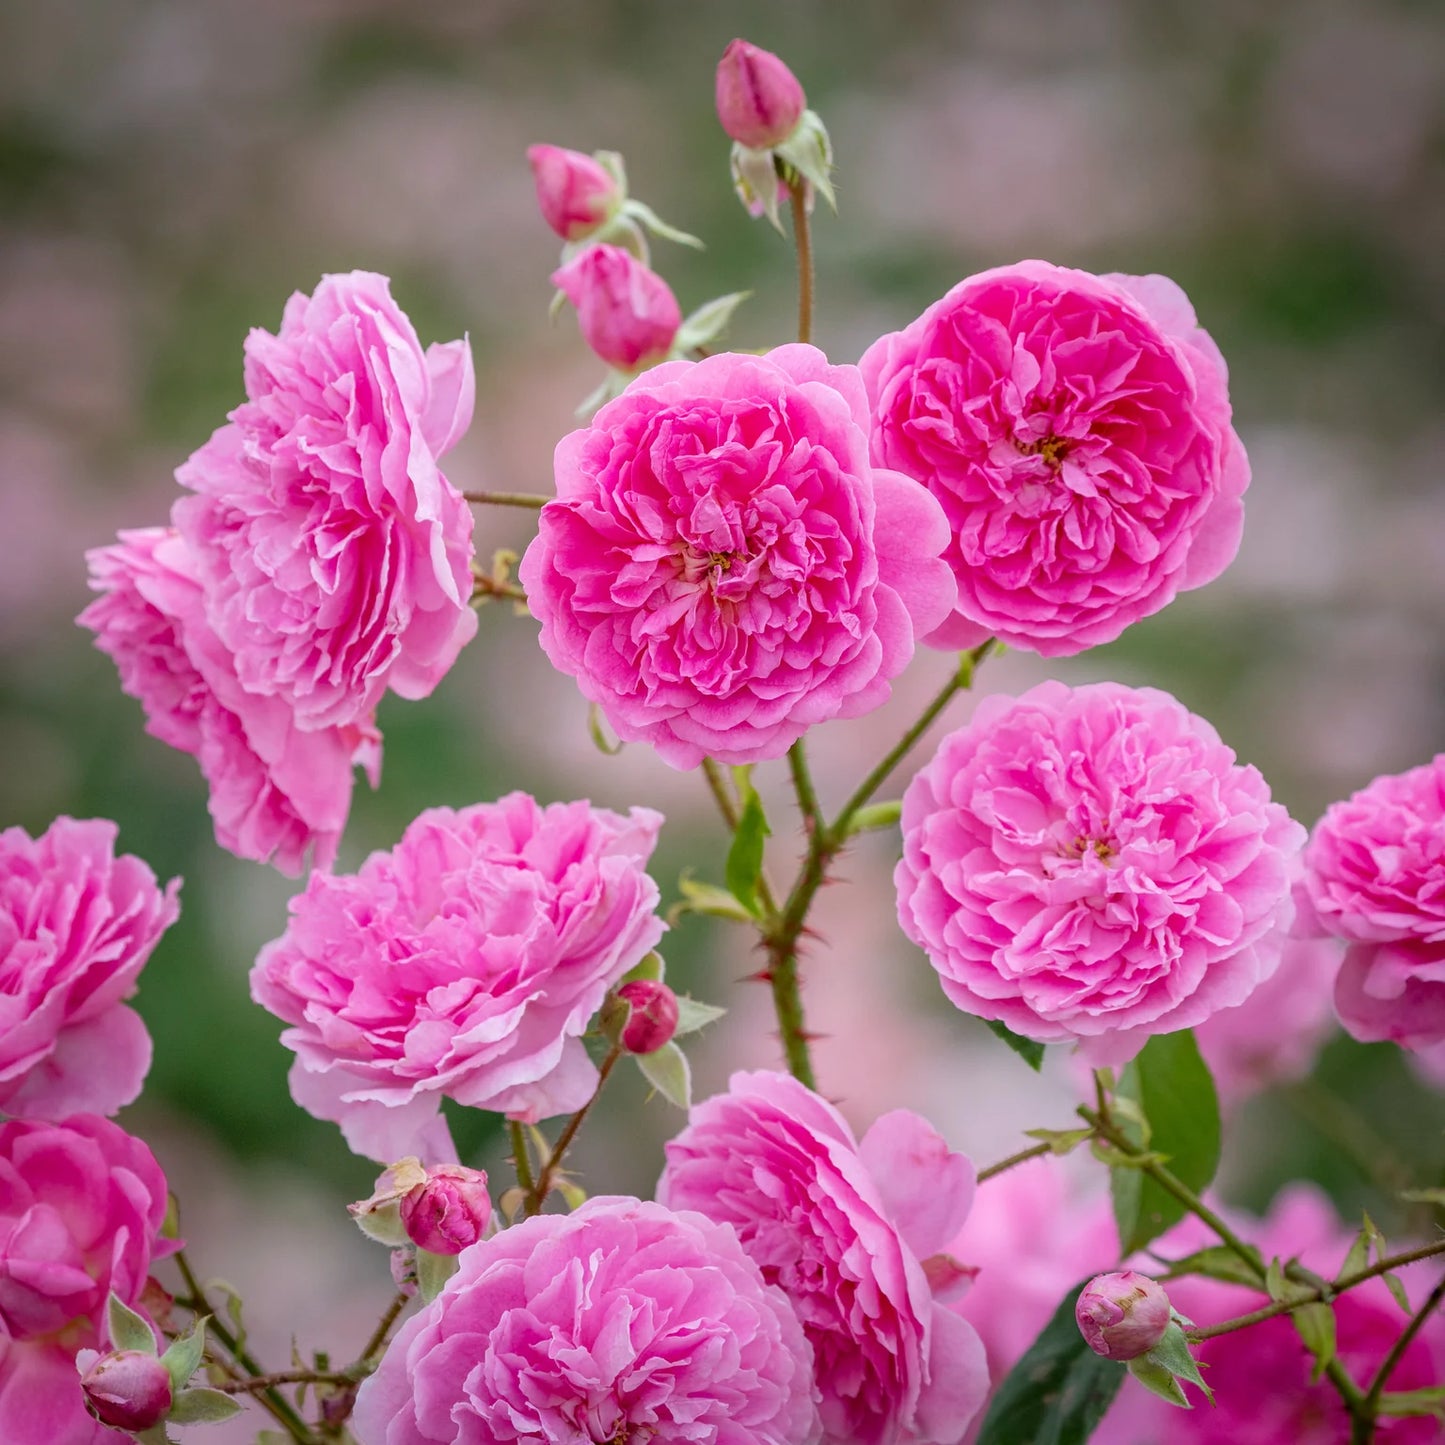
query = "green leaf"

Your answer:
(1384, 1271), (1412, 1315)
(984, 1018), (1044, 1071)
(974, 1282), (1126, 1445)
(724, 782), (770, 918)
(417, 1248), (460, 1303)
(1160, 1245), (1266, 1288)
(1146, 1321), (1213, 1403)
(672, 996), (726, 1036)
(843, 800), (902, 836)
(636, 1040), (691, 1109)
(1339, 1222), (1371, 1281)
(1294, 1301), (1337, 1381)
(106, 1291), (157, 1354)
(160, 1316), (208, 1394)
(1024, 1126), (1095, 1157)
(1400, 1187), (1445, 1207)
(168, 1387), (244, 1425)
(667, 874), (755, 925)
(1110, 1031), (1221, 1255)
(622, 198), (705, 250)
